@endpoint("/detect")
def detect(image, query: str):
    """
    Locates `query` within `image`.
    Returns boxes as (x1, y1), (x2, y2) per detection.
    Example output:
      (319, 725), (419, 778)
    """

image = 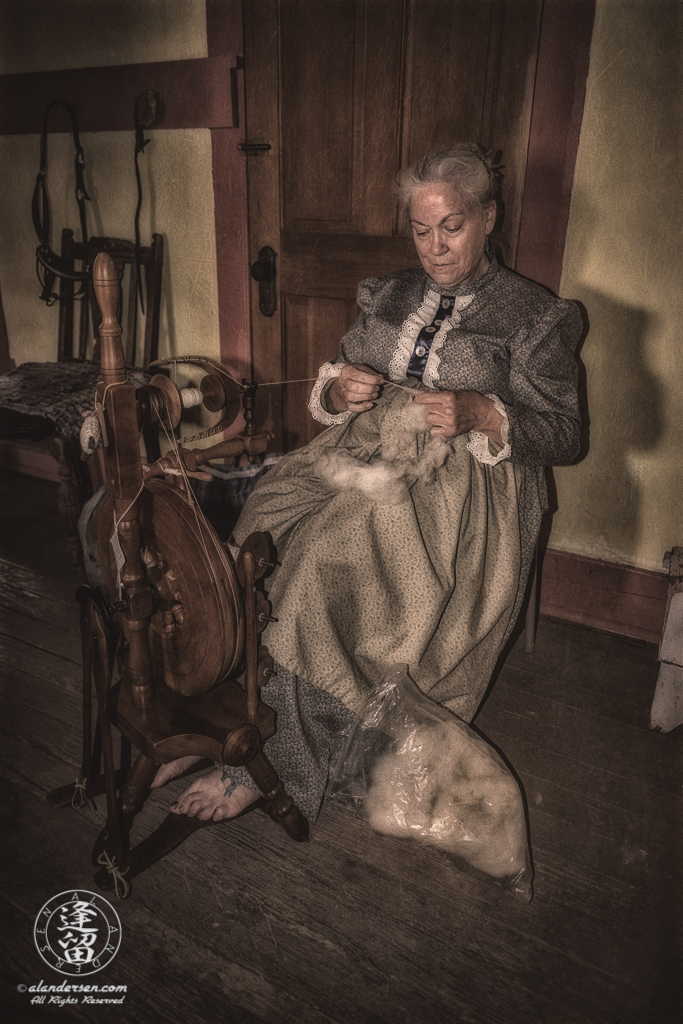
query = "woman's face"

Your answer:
(409, 183), (496, 288)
